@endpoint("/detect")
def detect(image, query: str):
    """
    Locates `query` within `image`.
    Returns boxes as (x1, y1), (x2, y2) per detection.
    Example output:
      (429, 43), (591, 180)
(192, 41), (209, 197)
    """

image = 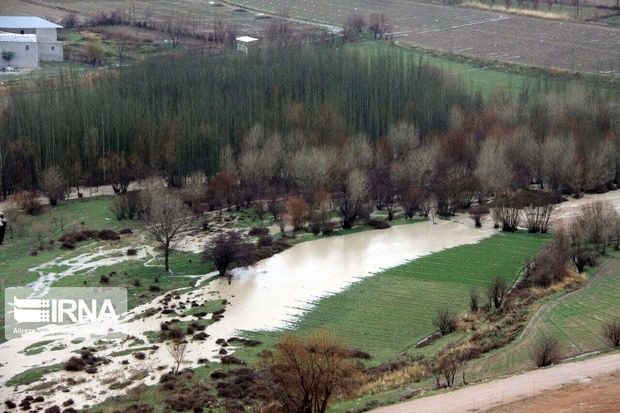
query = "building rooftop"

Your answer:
(236, 36), (259, 43)
(0, 16), (62, 29)
(0, 31), (37, 42)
